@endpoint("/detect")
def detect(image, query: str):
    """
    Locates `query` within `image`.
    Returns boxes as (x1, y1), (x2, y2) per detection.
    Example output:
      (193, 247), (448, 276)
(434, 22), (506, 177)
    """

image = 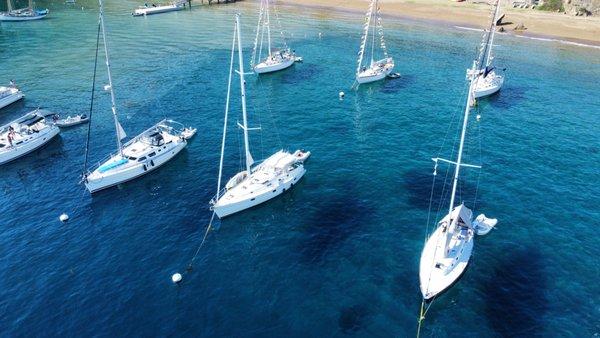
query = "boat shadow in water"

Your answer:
(380, 74), (414, 94)
(298, 194), (372, 264)
(402, 169), (487, 211)
(279, 63), (321, 84)
(481, 85), (527, 109)
(483, 247), (547, 336)
(338, 303), (373, 334)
